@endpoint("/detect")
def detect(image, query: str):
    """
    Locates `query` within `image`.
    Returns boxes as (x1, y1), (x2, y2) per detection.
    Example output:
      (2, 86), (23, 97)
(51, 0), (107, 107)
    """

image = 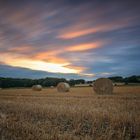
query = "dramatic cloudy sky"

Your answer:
(0, 0), (140, 79)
